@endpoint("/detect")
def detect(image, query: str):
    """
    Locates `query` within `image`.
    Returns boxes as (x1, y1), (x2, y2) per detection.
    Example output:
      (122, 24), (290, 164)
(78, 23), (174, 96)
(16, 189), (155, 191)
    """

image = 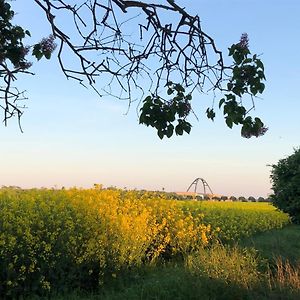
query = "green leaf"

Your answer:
(233, 52), (243, 65)
(144, 95), (152, 103)
(241, 123), (251, 138)
(175, 84), (185, 92)
(225, 117), (233, 129)
(254, 117), (263, 126)
(232, 66), (240, 77)
(225, 94), (236, 101)
(32, 44), (43, 61)
(175, 124), (183, 136)
(227, 83), (233, 91)
(256, 59), (264, 71)
(181, 102), (191, 118)
(4, 2), (11, 10)
(250, 86), (258, 95)
(206, 108), (215, 121)
(154, 97), (162, 105)
(243, 58), (252, 64)
(186, 94), (192, 100)
(177, 92), (184, 100)
(35, 51), (43, 61)
(44, 51), (51, 59)
(228, 45), (236, 56)
(258, 83), (265, 93)
(182, 121), (192, 134)
(167, 111), (176, 122)
(157, 130), (164, 139)
(166, 124), (174, 138)
(167, 88), (173, 95)
(232, 86), (242, 97)
(139, 114), (145, 124)
(244, 116), (252, 123)
(219, 98), (225, 109)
